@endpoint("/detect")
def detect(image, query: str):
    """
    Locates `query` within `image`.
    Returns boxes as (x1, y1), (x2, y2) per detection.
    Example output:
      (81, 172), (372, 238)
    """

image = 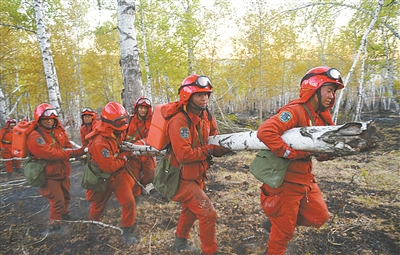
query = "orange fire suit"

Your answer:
(126, 113), (155, 197)
(0, 125), (21, 173)
(162, 103), (219, 255)
(26, 122), (83, 224)
(85, 127), (136, 228)
(80, 119), (97, 146)
(257, 101), (331, 255)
